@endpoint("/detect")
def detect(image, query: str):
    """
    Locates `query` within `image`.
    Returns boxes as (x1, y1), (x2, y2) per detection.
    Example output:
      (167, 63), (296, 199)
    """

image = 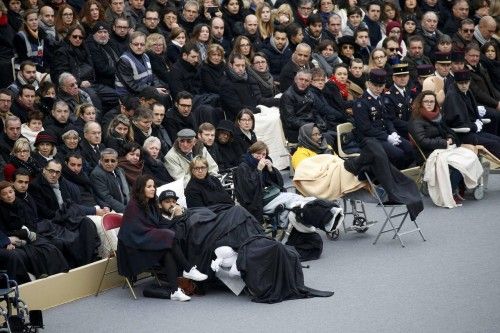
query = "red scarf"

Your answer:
(329, 75), (349, 100)
(420, 106), (440, 121)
